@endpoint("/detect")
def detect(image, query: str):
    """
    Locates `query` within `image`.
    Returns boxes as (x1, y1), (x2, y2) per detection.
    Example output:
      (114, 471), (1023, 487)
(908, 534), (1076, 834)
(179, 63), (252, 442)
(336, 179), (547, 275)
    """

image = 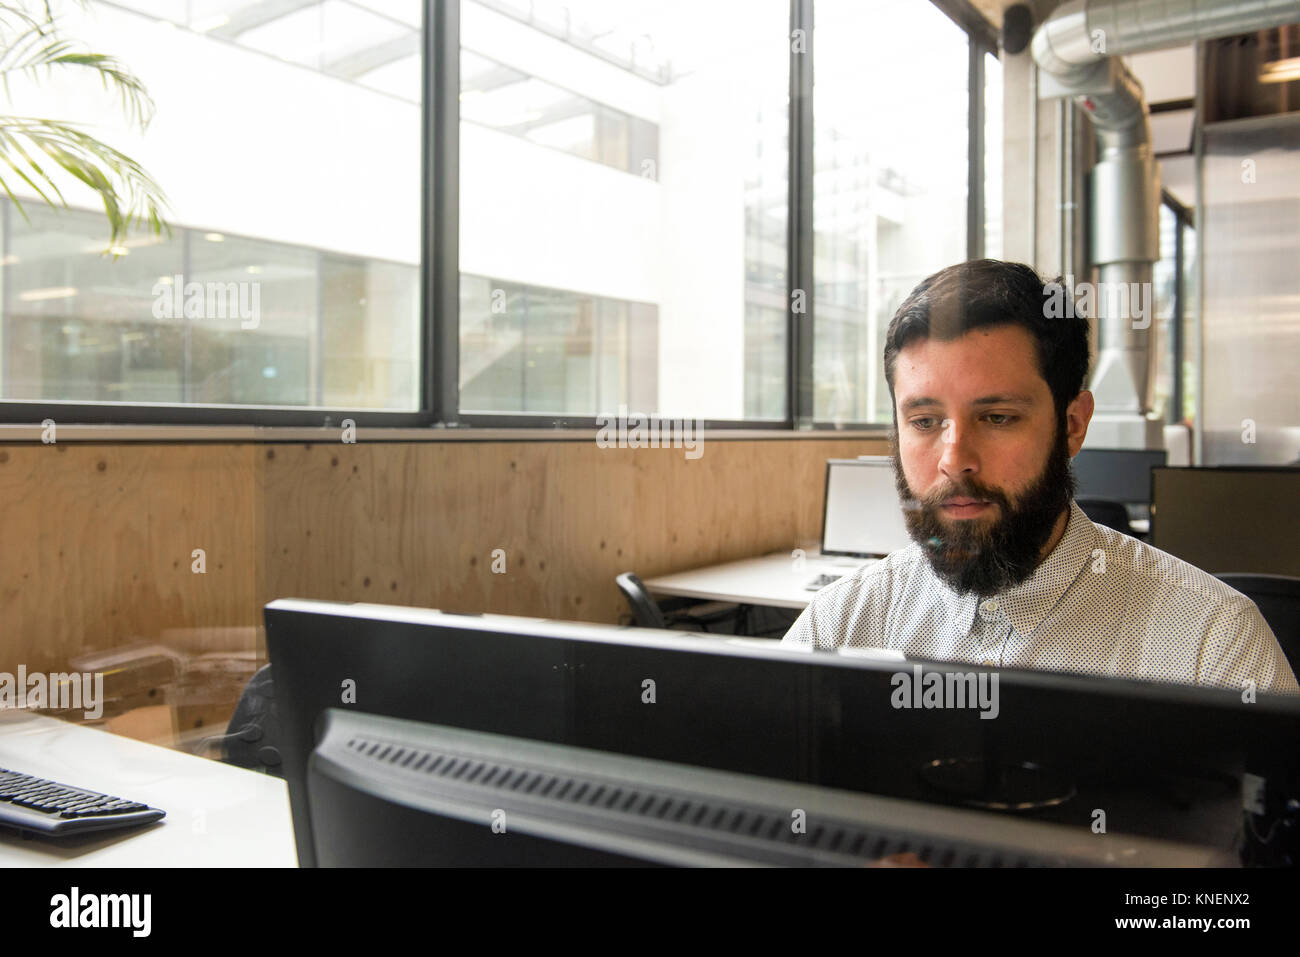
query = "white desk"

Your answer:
(644, 548), (873, 610)
(648, 515), (1151, 610)
(0, 711), (297, 867)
